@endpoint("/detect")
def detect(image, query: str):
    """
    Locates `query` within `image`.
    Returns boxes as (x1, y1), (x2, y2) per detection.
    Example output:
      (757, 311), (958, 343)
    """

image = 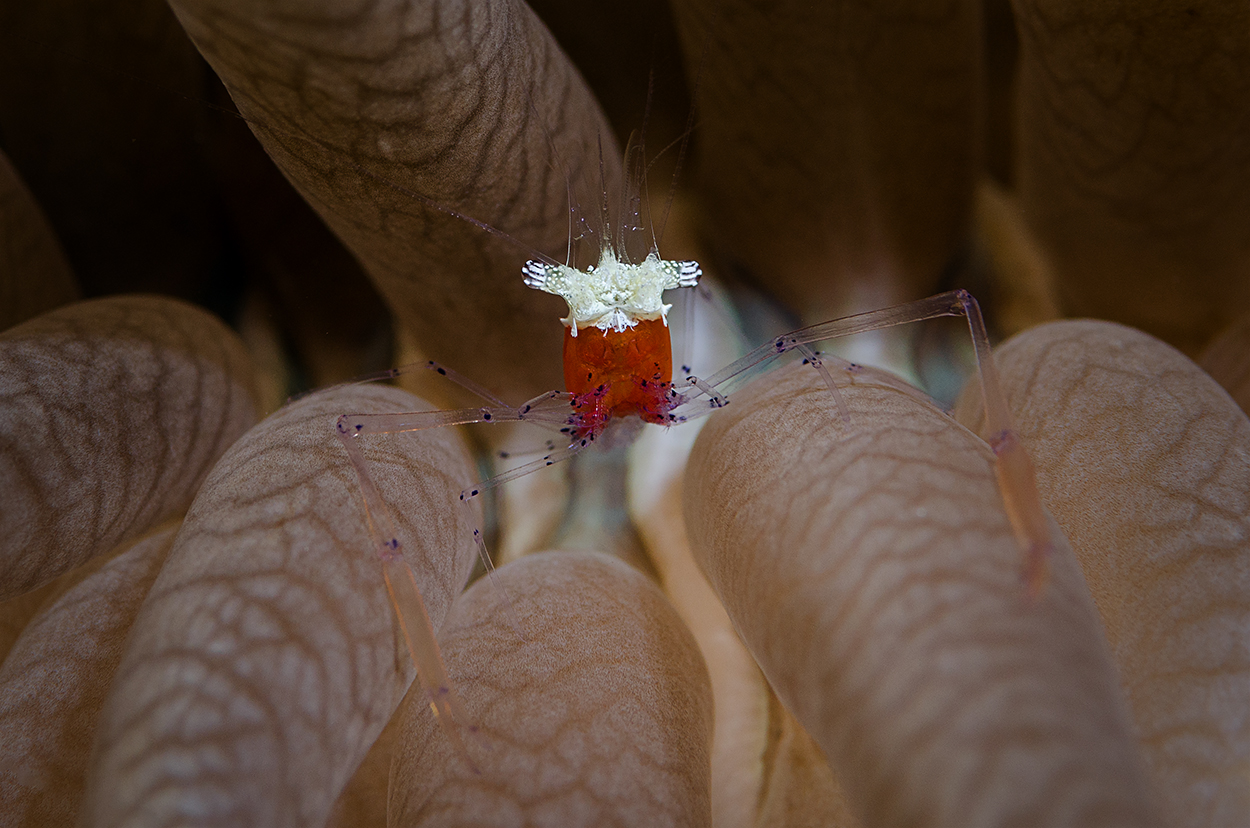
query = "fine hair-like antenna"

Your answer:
(654, 11), (718, 251)
(524, 91), (581, 268)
